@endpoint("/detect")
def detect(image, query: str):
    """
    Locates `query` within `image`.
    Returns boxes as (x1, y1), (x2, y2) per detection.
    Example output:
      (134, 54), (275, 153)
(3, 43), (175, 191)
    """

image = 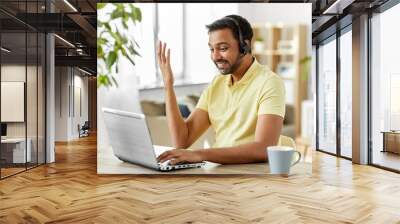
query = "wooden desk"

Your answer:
(1, 138), (31, 164)
(97, 145), (311, 175)
(381, 131), (400, 154)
